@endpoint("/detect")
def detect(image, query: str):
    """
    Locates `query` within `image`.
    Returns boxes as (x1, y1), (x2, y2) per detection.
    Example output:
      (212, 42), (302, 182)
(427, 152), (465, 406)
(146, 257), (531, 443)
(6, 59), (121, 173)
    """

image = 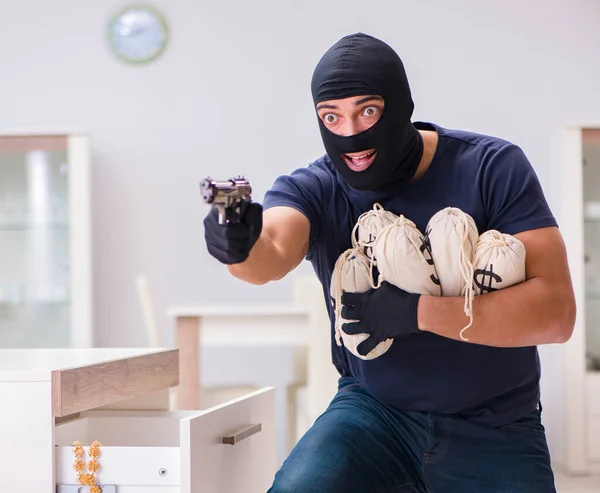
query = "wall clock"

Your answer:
(107, 5), (168, 64)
